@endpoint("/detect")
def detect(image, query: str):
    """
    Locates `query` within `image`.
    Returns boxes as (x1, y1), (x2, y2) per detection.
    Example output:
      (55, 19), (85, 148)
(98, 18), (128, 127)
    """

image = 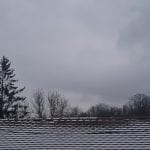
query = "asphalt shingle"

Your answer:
(0, 117), (150, 150)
